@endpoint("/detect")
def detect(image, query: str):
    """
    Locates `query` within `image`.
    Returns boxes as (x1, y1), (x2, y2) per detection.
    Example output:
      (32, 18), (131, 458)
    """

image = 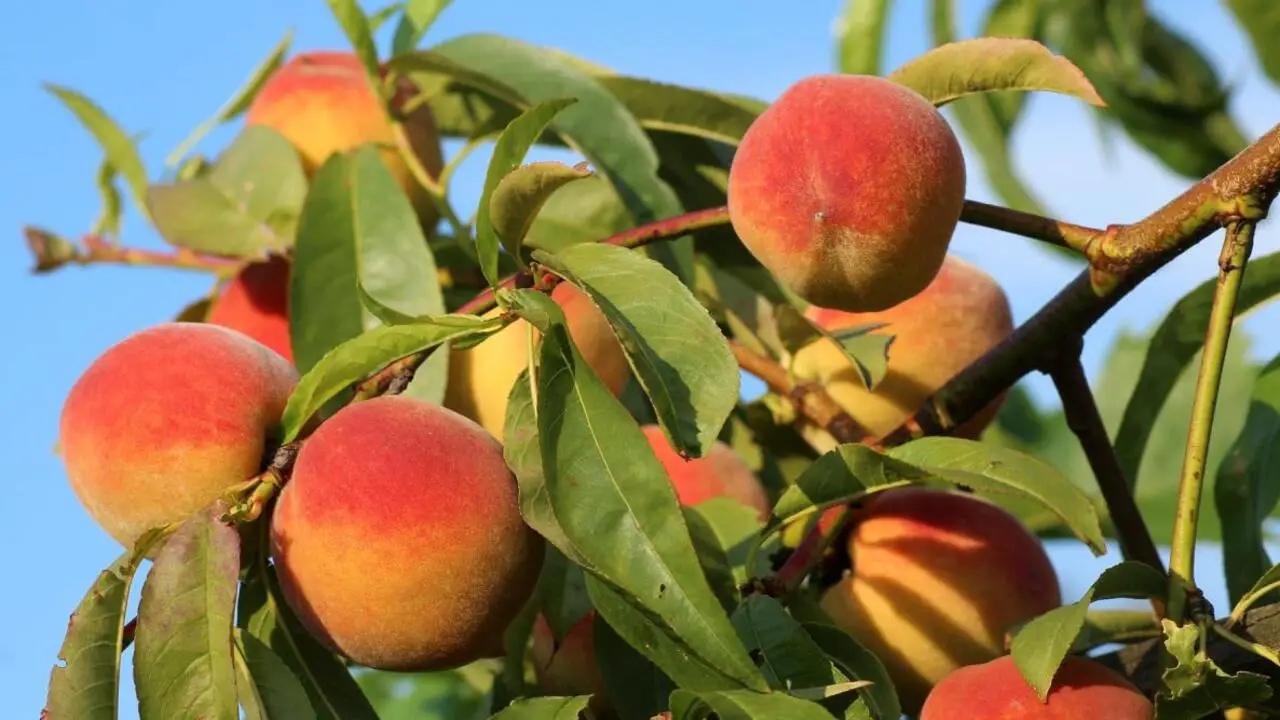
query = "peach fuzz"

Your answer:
(58, 323), (298, 549)
(269, 395), (544, 671)
(920, 654), (1153, 719)
(792, 255), (1013, 440)
(245, 50), (445, 230)
(641, 425), (771, 521)
(531, 612), (606, 698)
(444, 282), (631, 442)
(726, 74), (966, 313)
(206, 254), (293, 363)
(819, 487), (1061, 713)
